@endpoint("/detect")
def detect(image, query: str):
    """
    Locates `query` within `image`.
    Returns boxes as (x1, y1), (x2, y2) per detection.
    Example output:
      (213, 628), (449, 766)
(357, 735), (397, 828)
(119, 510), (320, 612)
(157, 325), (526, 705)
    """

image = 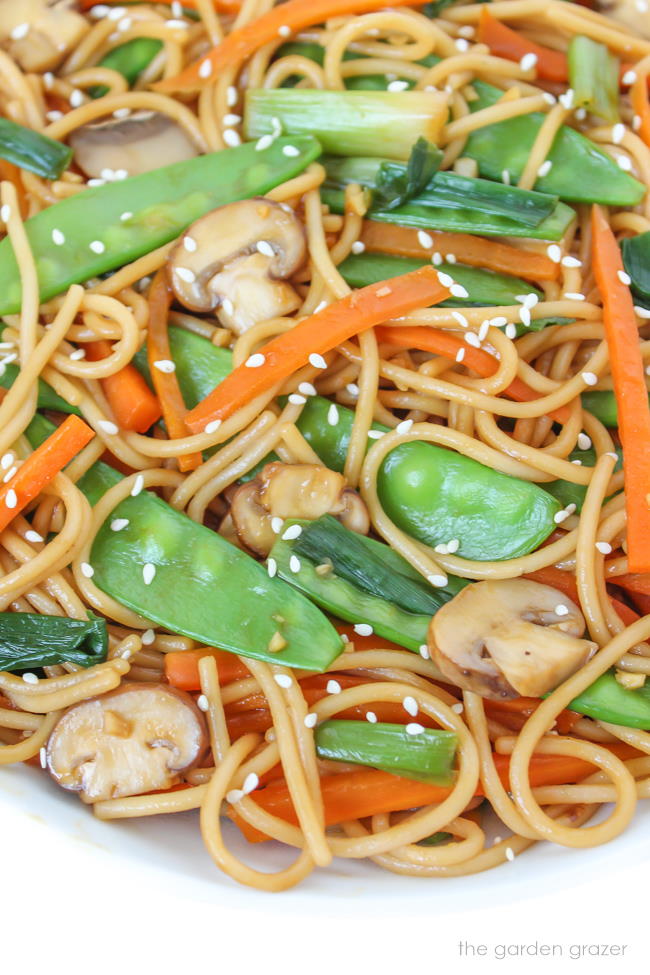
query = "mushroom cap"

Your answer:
(167, 198), (306, 314)
(429, 579), (597, 699)
(69, 111), (199, 180)
(0, 0), (88, 72)
(46, 683), (208, 802)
